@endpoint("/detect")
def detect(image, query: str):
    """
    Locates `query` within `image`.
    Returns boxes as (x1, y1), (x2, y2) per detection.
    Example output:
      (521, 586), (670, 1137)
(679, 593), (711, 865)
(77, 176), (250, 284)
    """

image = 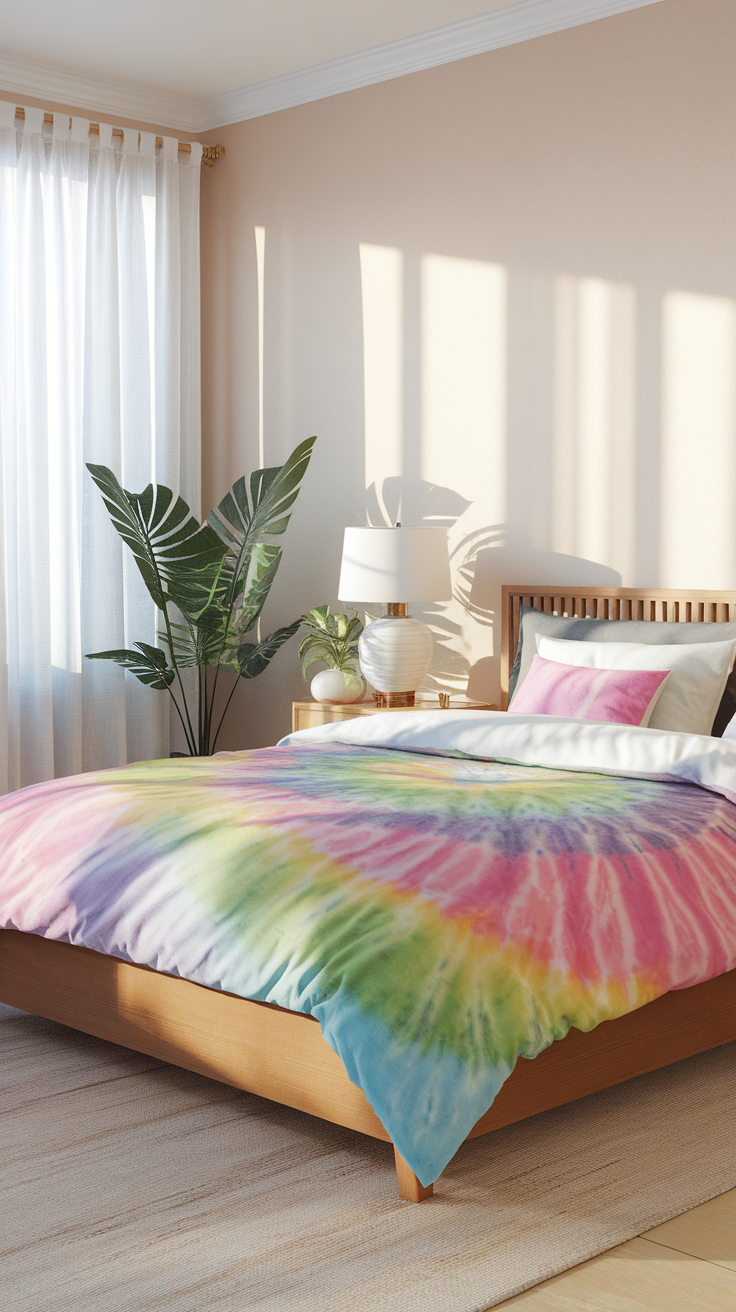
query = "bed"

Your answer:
(1, 584), (736, 1203)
